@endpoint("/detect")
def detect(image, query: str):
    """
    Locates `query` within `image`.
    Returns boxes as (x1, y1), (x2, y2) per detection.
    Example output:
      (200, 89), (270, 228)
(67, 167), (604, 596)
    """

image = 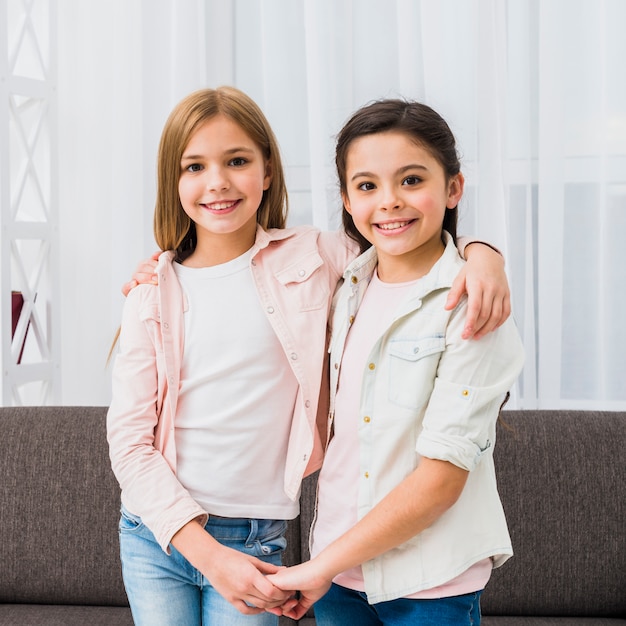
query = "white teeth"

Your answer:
(377, 221), (410, 230)
(205, 201), (236, 210)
